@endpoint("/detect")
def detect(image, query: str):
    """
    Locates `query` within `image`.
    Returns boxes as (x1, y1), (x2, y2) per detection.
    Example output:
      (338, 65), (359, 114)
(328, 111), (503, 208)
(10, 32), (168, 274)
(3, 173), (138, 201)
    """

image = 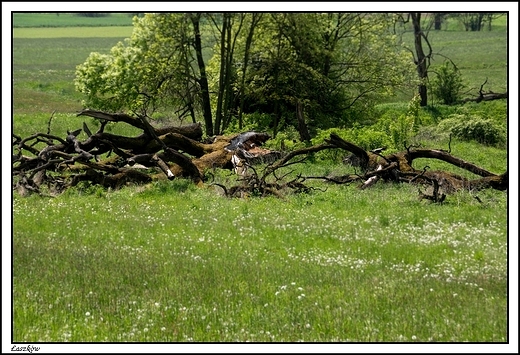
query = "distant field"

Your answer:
(12, 12), (135, 28)
(12, 37), (129, 114)
(401, 29), (507, 95)
(13, 26), (134, 38)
